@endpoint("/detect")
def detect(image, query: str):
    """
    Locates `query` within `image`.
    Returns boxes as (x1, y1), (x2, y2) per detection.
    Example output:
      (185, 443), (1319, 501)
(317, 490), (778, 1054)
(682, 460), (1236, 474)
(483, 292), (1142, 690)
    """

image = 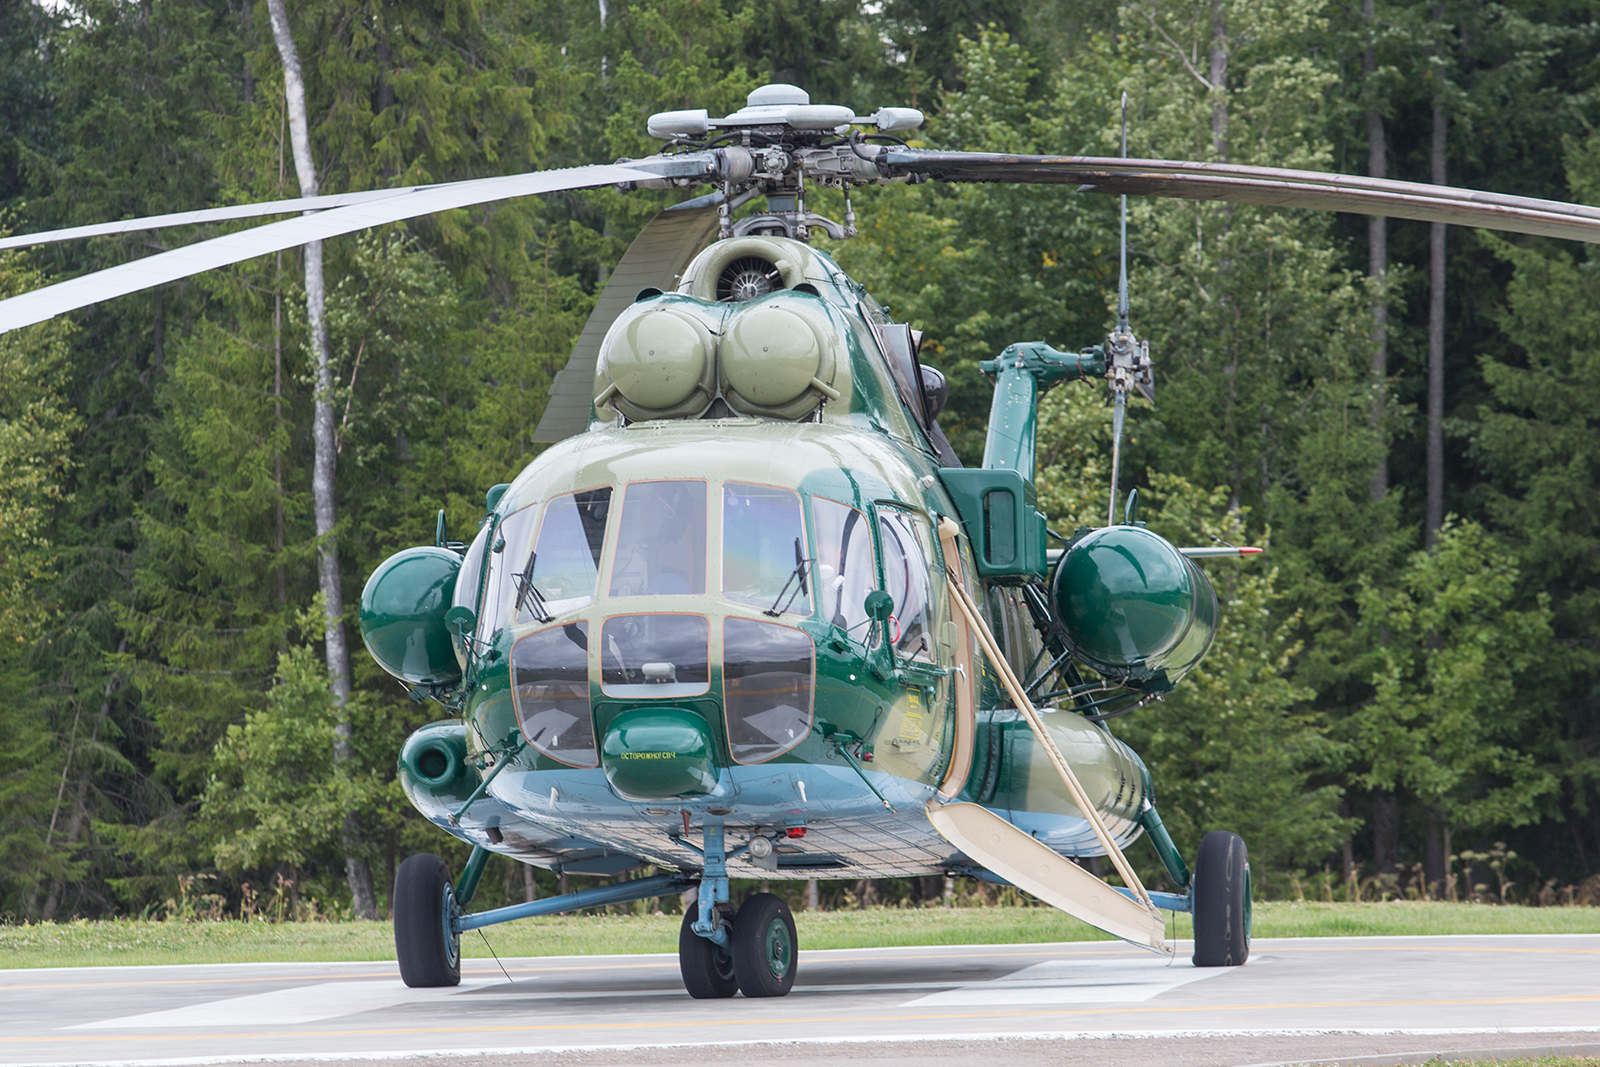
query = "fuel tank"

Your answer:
(967, 708), (1149, 856)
